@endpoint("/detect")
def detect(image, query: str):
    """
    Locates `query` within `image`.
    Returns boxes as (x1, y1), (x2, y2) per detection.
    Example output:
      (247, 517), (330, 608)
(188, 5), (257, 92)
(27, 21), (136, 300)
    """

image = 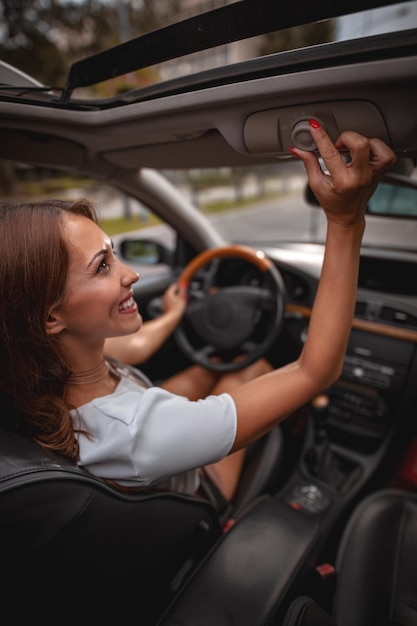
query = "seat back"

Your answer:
(232, 425), (283, 515)
(0, 428), (221, 621)
(334, 488), (417, 626)
(281, 488), (417, 626)
(0, 359), (283, 621)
